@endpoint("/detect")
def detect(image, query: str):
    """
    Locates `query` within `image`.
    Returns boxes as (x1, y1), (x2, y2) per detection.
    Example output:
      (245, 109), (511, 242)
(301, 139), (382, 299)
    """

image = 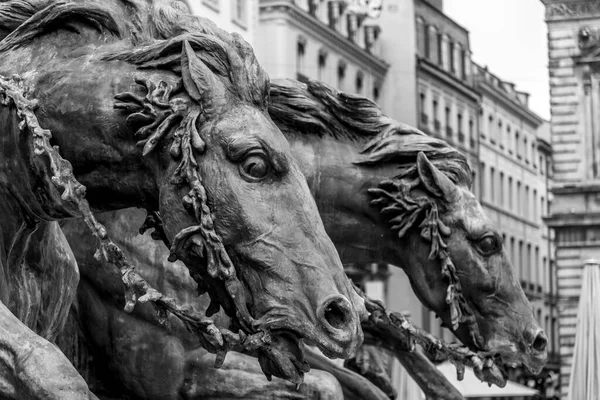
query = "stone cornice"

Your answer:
(259, 0), (389, 77)
(543, 1), (600, 22)
(475, 78), (544, 128)
(544, 211), (600, 227)
(538, 137), (553, 154)
(551, 180), (600, 193)
(417, 57), (480, 103)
